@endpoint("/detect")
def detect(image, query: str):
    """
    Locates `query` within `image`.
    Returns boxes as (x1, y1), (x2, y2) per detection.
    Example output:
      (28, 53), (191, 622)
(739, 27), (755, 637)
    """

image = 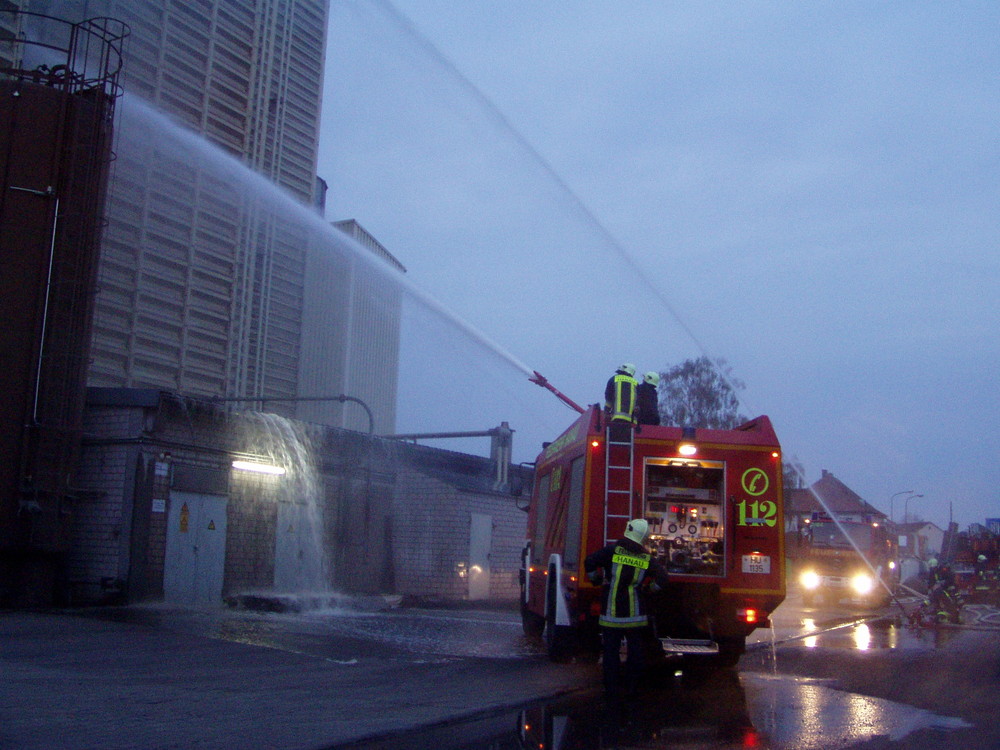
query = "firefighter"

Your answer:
(974, 554), (988, 579)
(636, 371), (661, 426)
(584, 518), (670, 698)
(604, 363), (638, 441)
(926, 558), (947, 587)
(927, 559), (958, 620)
